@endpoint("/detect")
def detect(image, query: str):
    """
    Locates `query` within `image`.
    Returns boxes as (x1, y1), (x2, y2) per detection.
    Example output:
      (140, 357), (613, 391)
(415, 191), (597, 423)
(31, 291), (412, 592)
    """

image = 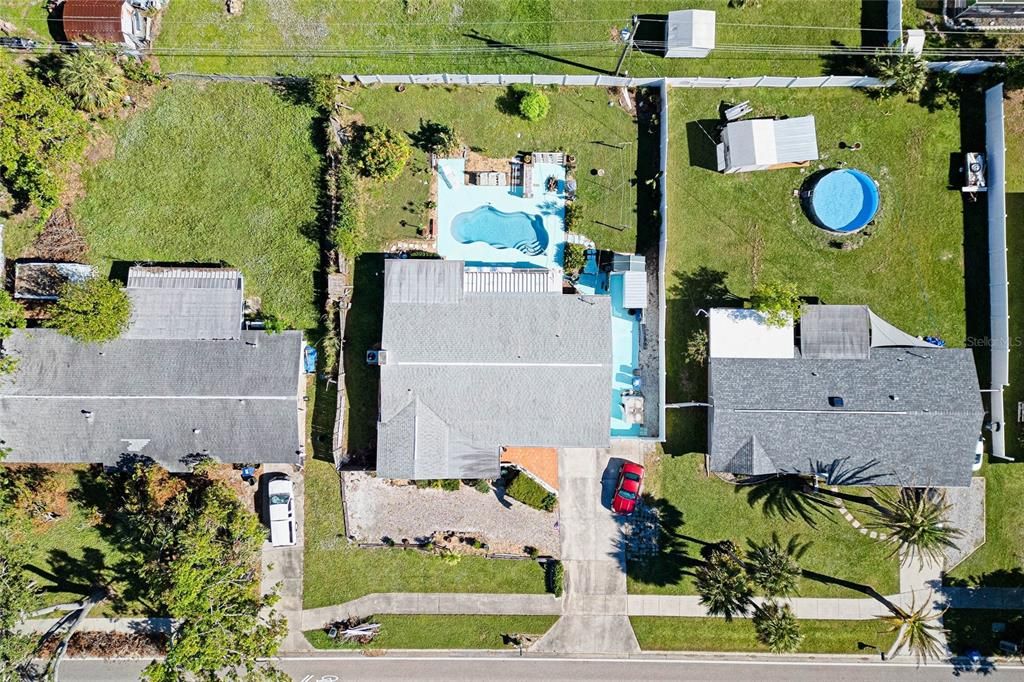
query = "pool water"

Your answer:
(808, 168), (880, 233)
(451, 206), (548, 256)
